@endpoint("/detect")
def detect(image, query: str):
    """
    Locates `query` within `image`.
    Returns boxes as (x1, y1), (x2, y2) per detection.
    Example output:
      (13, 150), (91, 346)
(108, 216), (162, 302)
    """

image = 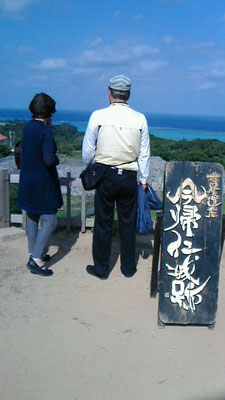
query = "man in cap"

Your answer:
(82, 75), (150, 279)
